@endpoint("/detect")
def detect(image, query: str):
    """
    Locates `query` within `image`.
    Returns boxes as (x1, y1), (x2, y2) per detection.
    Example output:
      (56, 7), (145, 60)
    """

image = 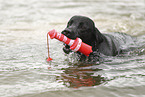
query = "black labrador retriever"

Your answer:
(61, 15), (134, 61)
